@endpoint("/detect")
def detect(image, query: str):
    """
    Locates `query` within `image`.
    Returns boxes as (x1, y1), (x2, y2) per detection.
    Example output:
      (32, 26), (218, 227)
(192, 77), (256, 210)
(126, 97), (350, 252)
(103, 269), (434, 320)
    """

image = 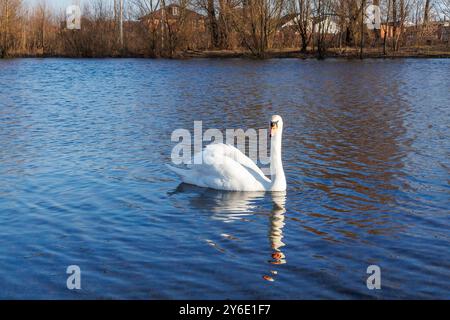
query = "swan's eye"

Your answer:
(270, 121), (279, 128)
